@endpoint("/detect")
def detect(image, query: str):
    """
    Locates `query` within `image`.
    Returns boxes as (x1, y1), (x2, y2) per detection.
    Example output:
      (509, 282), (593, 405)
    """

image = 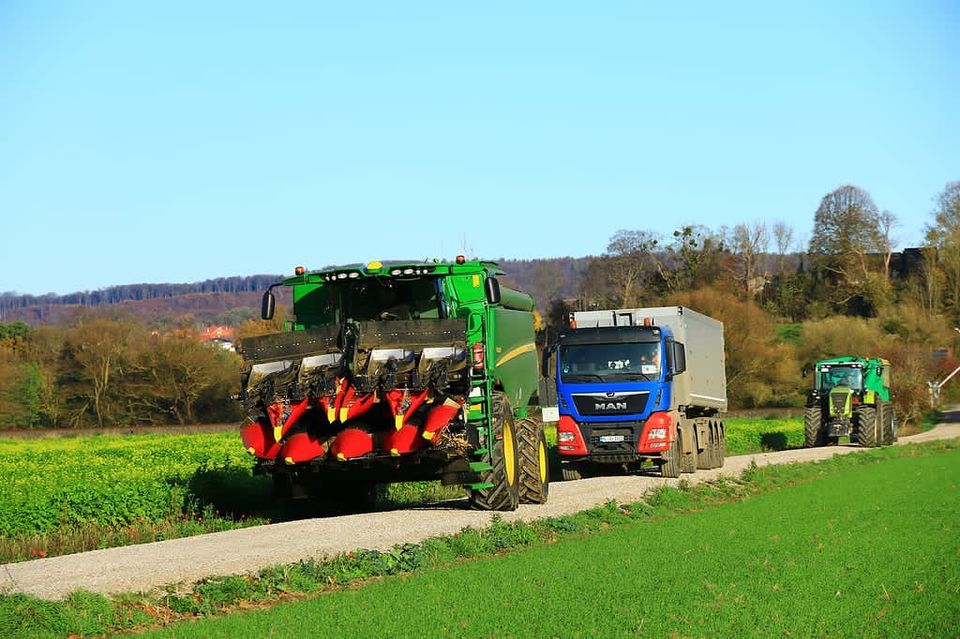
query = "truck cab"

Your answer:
(549, 306), (727, 479)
